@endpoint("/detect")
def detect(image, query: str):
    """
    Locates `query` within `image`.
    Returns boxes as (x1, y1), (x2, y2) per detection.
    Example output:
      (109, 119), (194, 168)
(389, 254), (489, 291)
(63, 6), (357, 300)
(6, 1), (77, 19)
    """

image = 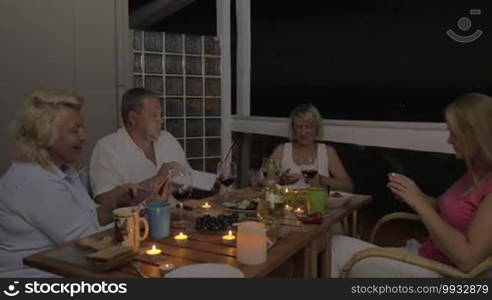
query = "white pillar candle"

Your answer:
(236, 221), (267, 265)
